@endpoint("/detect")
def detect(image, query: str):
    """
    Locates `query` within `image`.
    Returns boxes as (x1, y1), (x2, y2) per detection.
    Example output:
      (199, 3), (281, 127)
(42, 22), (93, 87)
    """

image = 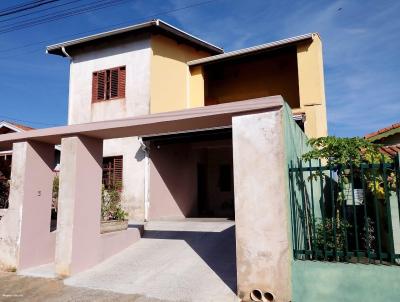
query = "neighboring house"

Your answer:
(45, 19), (327, 220)
(0, 121), (61, 180)
(0, 121), (34, 180)
(365, 122), (400, 157)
